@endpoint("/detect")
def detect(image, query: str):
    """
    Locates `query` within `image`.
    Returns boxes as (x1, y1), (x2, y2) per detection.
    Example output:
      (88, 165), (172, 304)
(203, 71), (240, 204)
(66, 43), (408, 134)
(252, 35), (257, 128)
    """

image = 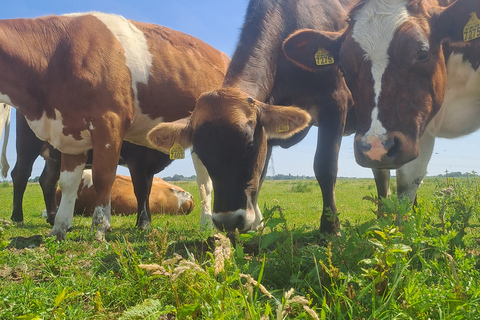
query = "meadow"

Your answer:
(1, 176), (480, 319)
